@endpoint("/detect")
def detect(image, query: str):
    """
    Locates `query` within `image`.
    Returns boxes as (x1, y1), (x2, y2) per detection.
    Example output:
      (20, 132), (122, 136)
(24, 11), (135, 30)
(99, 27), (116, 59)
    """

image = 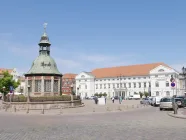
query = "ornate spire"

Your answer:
(39, 23), (51, 45)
